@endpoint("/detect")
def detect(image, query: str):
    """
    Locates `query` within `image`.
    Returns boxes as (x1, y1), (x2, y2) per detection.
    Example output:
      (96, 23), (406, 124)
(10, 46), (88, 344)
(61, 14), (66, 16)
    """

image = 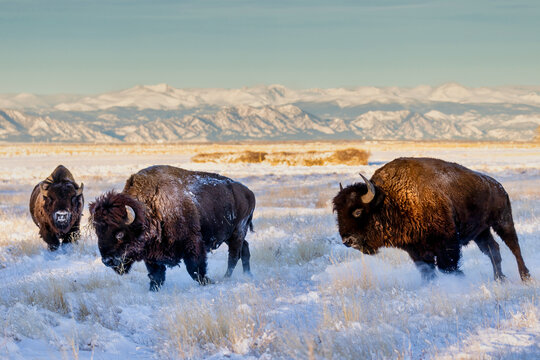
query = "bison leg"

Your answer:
(492, 221), (530, 281)
(62, 219), (81, 244)
(40, 226), (60, 251)
(184, 255), (212, 285)
(241, 240), (252, 276)
(225, 228), (249, 278)
(406, 248), (436, 281)
(474, 229), (505, 280)
(145, 261), (166, 291)
(436, 245), (463, 276)
(225, 242), (241, 278)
